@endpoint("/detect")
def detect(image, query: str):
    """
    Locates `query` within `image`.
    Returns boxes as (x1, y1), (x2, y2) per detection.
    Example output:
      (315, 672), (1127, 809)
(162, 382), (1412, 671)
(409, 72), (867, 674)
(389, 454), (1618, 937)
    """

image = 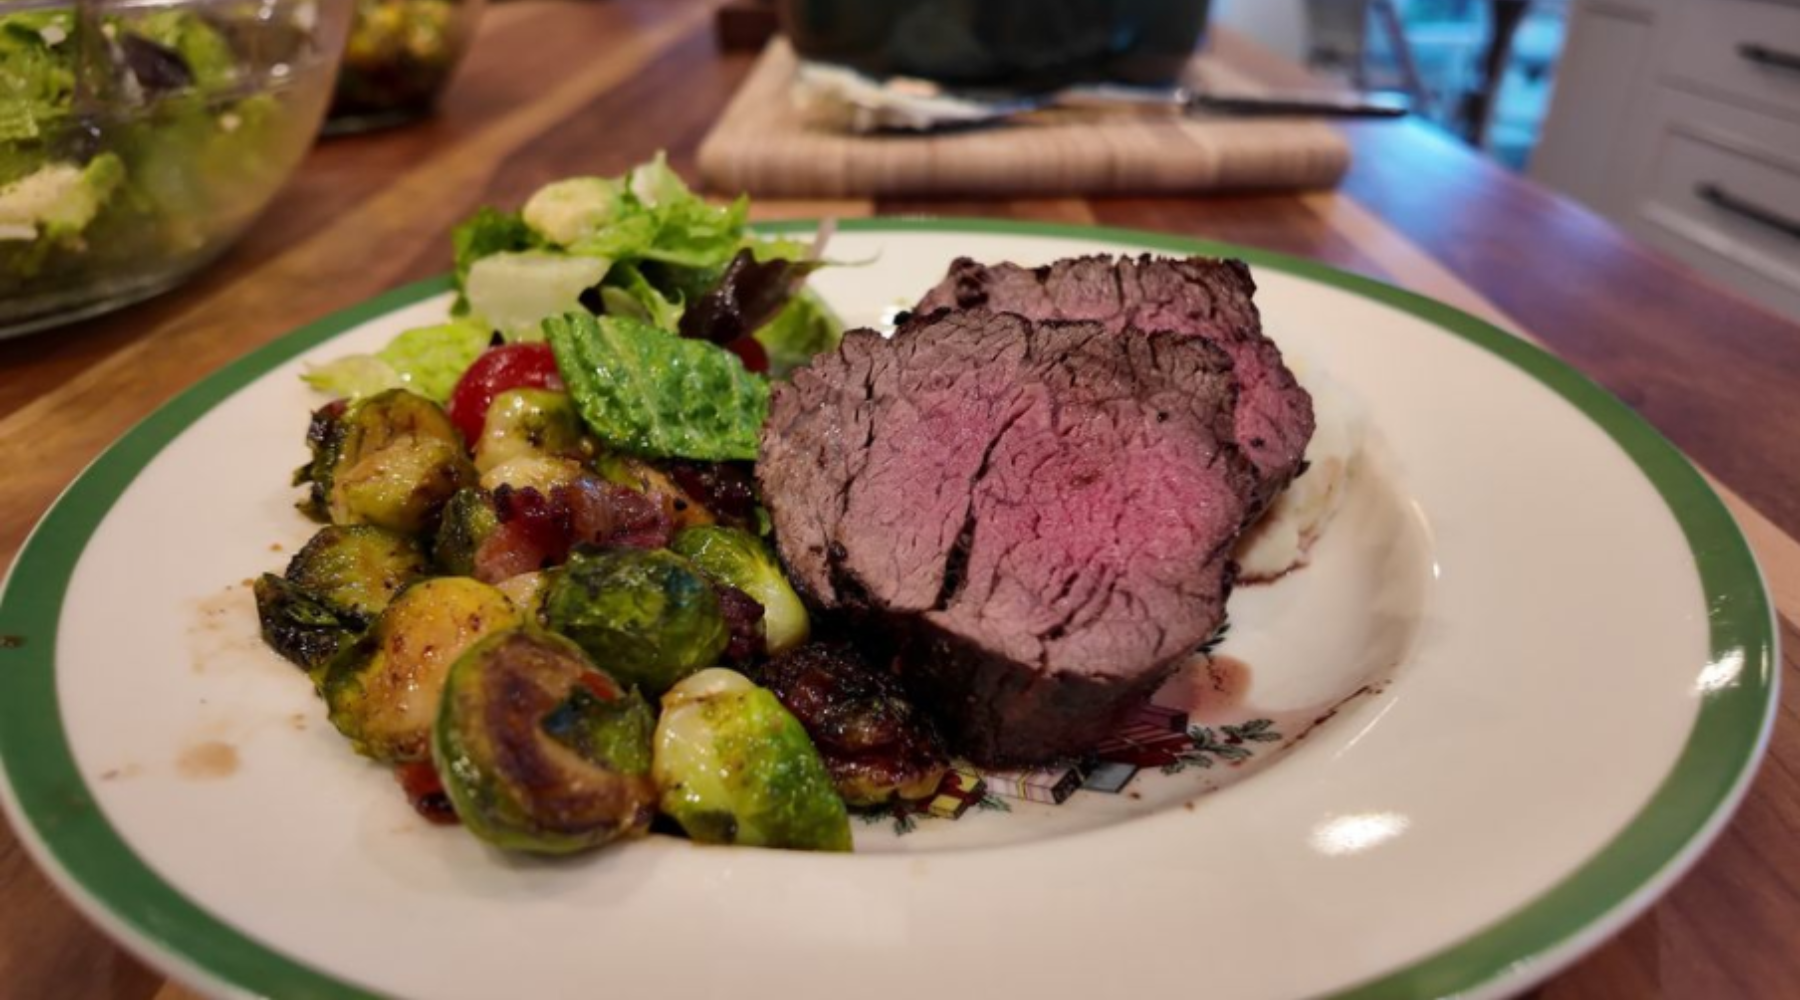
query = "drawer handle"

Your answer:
(1696, 183), (1800, 241)
(1736, 42), (1800, 74)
